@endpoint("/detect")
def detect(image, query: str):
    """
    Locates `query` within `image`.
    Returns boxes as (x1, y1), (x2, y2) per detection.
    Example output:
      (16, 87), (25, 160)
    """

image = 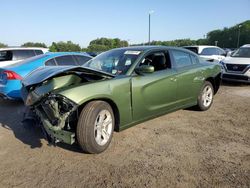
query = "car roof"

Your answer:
(113, 45), (191, 52)
(183, 45), (220, 48)
(183, 45), (224, 54)
(241, 44), (250, 48)
(45, 52), (92, 58)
